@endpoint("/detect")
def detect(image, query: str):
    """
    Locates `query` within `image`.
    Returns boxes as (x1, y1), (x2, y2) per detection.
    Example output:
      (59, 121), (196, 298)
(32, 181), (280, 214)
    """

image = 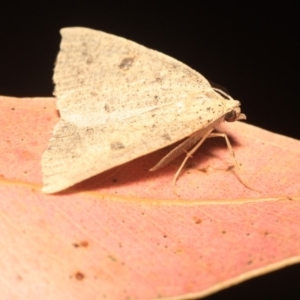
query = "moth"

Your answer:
(41, 27), (246, 194)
